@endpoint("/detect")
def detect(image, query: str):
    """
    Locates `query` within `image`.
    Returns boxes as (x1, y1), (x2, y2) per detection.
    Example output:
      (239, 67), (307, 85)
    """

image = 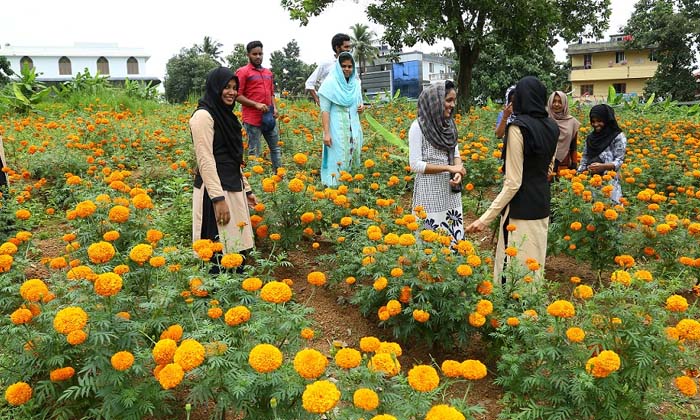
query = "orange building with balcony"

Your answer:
(567, 34), (658, 102)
